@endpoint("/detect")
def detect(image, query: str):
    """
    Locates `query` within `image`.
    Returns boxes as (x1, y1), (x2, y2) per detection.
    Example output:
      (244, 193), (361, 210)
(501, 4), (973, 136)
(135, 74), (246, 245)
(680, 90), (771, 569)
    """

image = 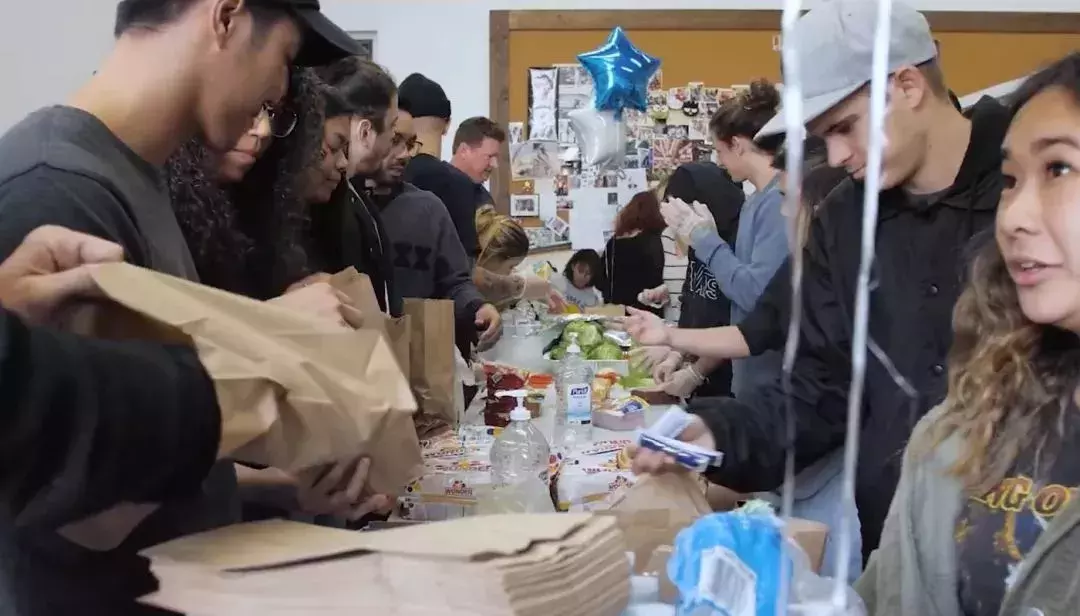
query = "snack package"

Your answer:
(481, 362), (530, 426)
(593, 396), (648, 431)
(397, 429), (499, 522)
(554, 440), (635, 512)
